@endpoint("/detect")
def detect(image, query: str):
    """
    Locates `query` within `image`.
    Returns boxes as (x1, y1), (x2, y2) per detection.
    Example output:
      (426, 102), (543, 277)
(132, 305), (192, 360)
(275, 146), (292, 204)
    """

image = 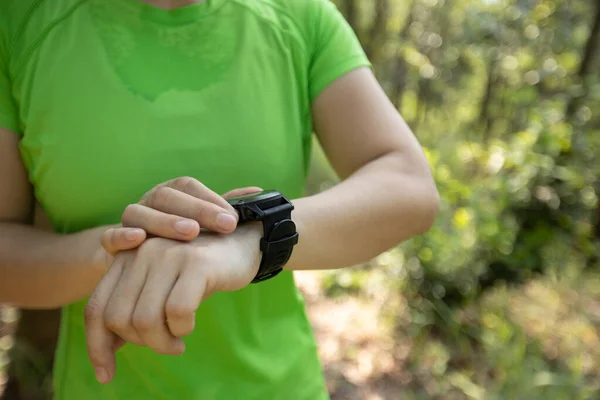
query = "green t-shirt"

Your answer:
(0, 0), (370, 398)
